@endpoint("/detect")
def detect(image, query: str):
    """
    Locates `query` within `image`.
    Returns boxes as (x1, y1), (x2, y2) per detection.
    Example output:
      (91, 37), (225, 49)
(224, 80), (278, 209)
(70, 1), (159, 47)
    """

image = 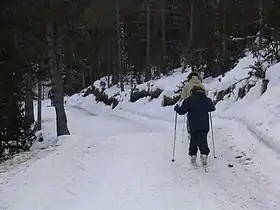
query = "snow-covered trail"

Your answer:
(1, 106), (280, 210)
